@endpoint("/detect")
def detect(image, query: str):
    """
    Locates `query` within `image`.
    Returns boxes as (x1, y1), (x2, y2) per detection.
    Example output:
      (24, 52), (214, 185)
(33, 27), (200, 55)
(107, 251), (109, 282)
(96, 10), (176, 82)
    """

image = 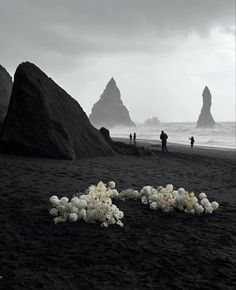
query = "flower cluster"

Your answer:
(49, 181), (220, 228)
(117, 184), (219, 214)
(49, 181), (124, 227)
